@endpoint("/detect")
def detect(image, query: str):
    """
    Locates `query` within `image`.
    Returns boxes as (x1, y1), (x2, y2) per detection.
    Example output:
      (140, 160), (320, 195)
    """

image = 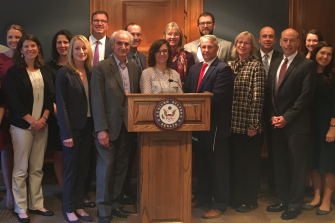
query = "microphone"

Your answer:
(168, 79), (183, 90)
